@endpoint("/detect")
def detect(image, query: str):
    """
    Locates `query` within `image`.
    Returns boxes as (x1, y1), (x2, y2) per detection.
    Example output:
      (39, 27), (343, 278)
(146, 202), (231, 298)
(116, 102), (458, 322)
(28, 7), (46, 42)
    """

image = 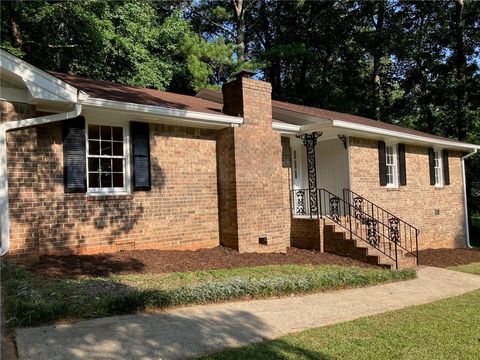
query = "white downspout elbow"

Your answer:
(0, 103), (82, 256)
(462, 148), (478, 249)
